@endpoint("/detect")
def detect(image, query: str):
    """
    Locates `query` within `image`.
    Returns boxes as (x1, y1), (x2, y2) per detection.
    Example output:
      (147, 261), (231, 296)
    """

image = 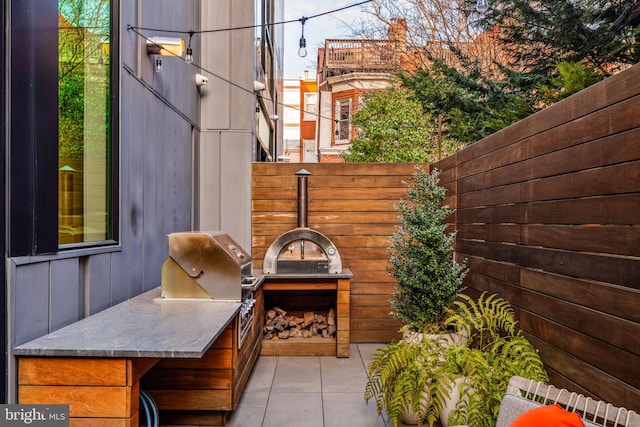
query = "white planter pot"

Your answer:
(402, 406), (421, 425)
(402, 327), (468, 347)
(440, 377), (468, 427)
(399, 327), (469, 426)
